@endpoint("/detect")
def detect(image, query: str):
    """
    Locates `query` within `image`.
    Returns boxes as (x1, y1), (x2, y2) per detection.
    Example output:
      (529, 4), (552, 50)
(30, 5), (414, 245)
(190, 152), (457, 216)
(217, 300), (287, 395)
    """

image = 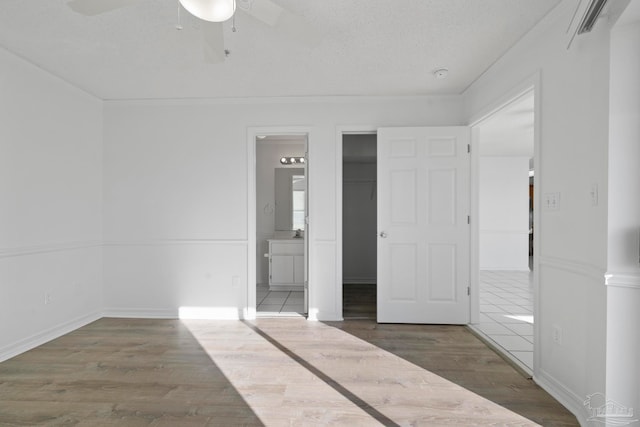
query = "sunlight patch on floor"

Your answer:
(181, 319), (539, 426)
(504, 314), (534, 324)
